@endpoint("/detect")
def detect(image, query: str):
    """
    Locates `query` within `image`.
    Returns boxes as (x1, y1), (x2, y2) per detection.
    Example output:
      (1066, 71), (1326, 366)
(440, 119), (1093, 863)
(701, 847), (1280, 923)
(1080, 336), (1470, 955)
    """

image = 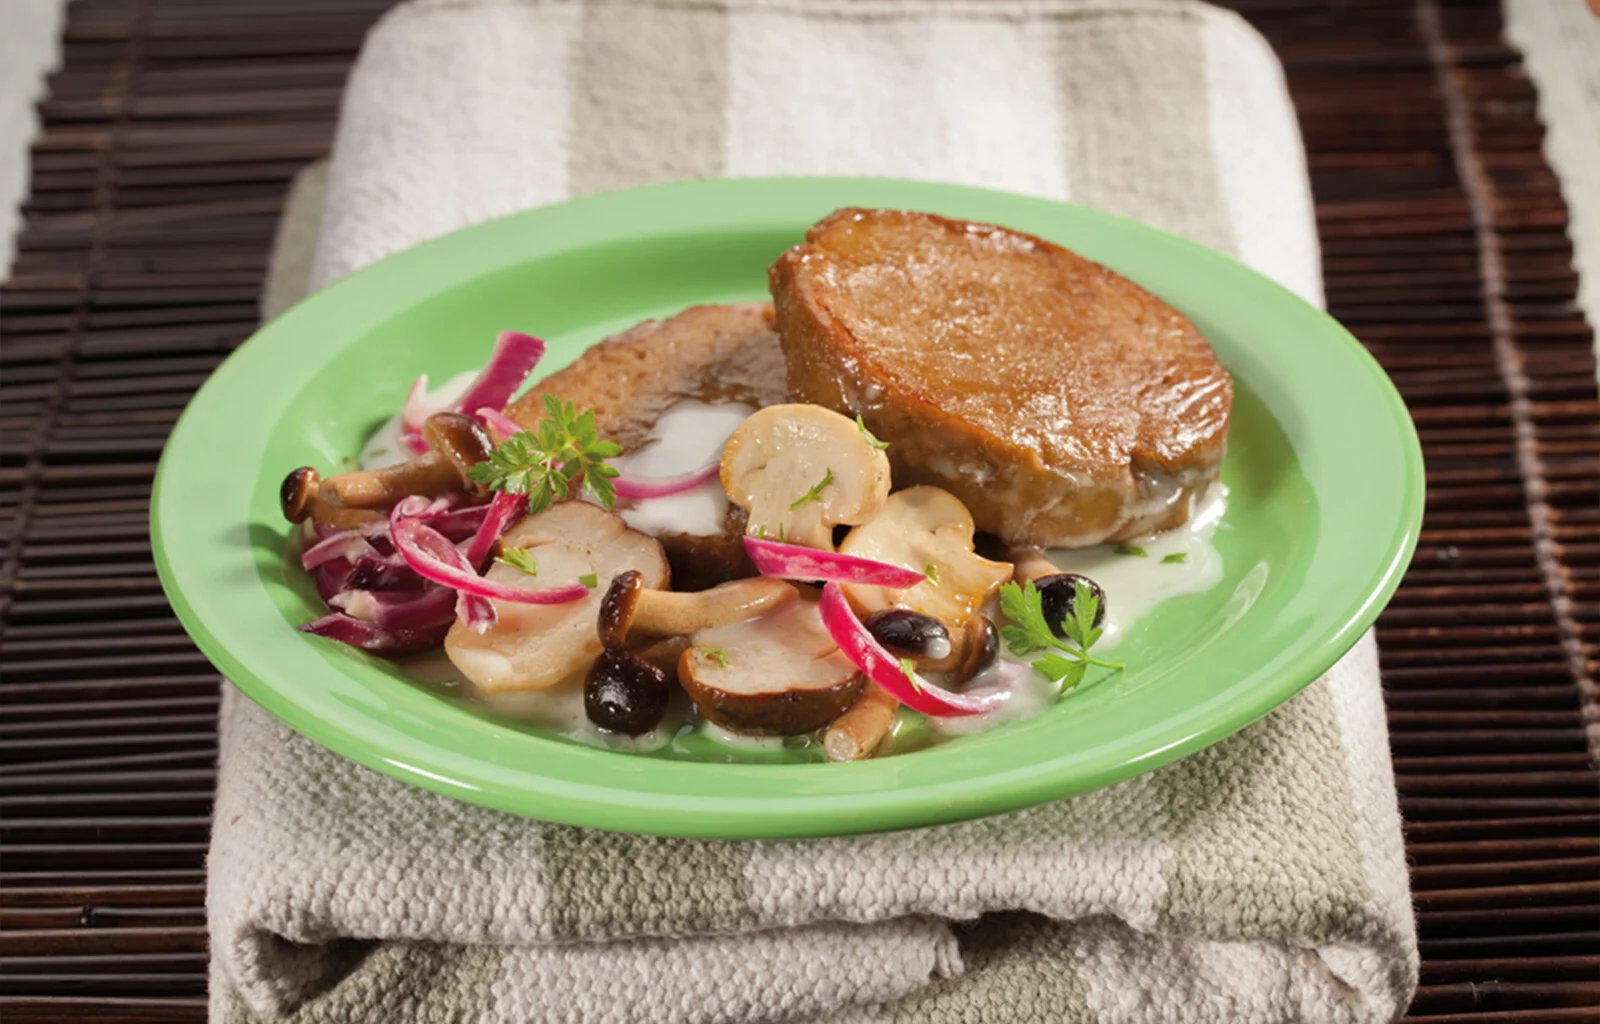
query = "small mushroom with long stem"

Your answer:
(280, 466), (383, 529)
(823, 609), (999, 763)
(584, 572), (796, 736)
(824, 683), (899, 763)
(597, 570), (797, 648)
(318, 412), (494, 509)
(1007, 545), (1107, 638)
